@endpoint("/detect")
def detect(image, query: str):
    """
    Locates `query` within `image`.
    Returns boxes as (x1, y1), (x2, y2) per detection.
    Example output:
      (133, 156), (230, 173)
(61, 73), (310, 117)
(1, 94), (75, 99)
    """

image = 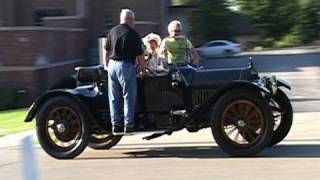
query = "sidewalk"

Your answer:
(0, 130), (36, 148)
(240, 45), (320, 56)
